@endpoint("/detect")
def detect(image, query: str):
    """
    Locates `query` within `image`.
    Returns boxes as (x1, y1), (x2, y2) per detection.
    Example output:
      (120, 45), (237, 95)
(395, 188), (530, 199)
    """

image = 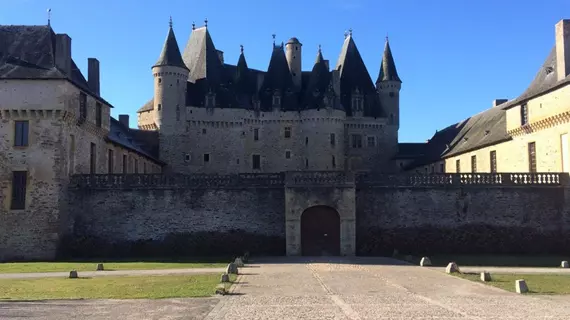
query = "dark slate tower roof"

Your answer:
(182, 26), (225, 84)
(304, 47), (334, 109)
(335, 34), (382, 117)
(377, 38), (401, 83)
(153, 20), (188, 70)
